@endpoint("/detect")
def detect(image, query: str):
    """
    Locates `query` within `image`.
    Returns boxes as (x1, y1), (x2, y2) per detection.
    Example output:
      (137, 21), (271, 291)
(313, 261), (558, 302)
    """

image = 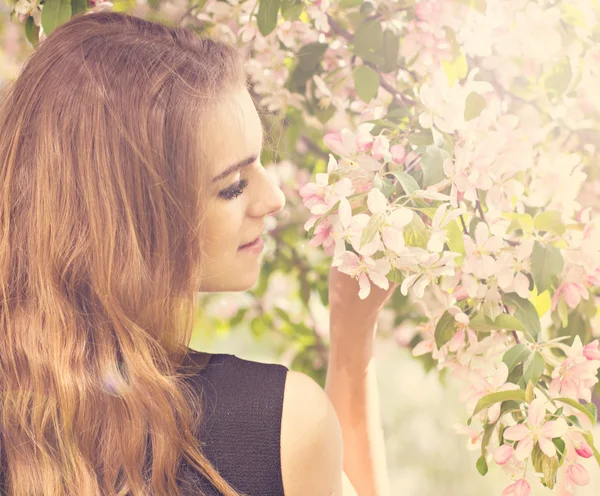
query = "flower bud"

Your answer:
(567, 463), (590, 486)
(575, 441), (593, 459)
(390, 144), (406, 164)
(501, 478), (530, 496)
(583, 340), (600, 360)
(494, 444), (514, 465)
